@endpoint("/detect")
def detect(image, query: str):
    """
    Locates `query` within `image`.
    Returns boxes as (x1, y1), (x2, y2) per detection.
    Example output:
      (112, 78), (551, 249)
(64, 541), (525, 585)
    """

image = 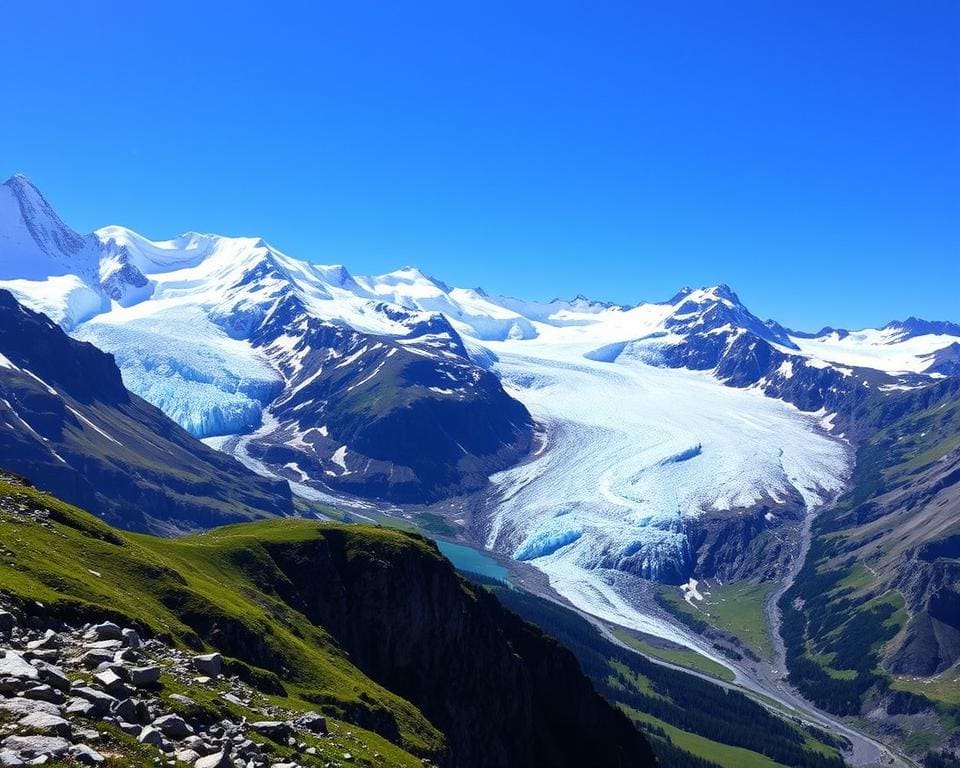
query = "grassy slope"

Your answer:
(0, 476), (441, 765)
(623, 708), (785, 768)
(782, 387), (960, 700)
(610, 627), (735, 682)
(778, 381), (960, 763)
(658, 580), (774, 657)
